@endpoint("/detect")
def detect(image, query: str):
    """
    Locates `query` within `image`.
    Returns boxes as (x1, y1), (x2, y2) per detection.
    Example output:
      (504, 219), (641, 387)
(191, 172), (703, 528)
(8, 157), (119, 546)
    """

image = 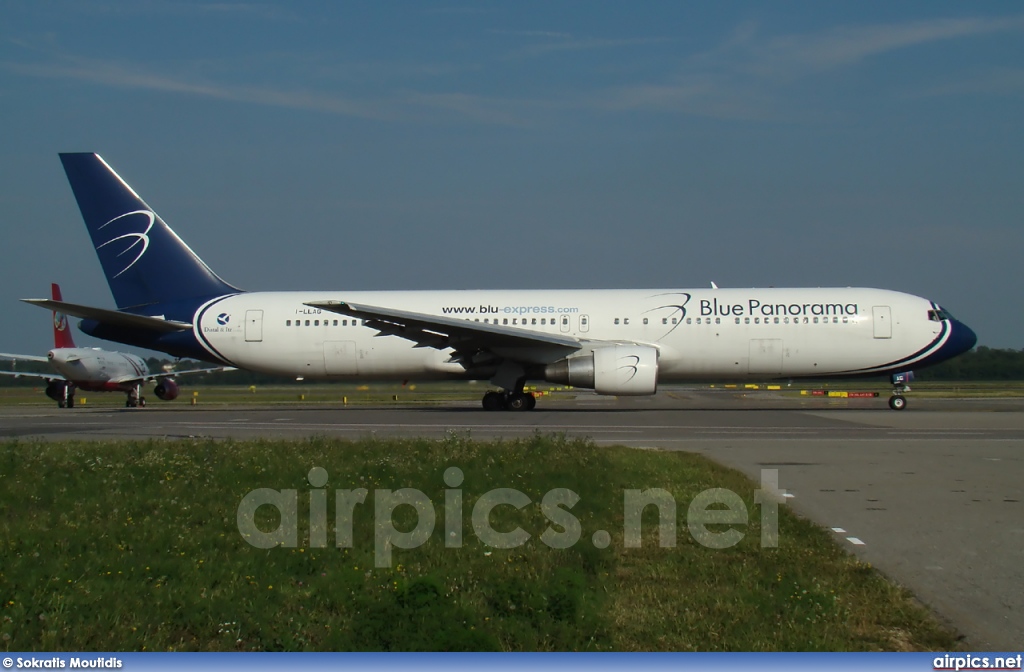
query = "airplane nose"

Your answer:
(949, 320), (978, 356)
